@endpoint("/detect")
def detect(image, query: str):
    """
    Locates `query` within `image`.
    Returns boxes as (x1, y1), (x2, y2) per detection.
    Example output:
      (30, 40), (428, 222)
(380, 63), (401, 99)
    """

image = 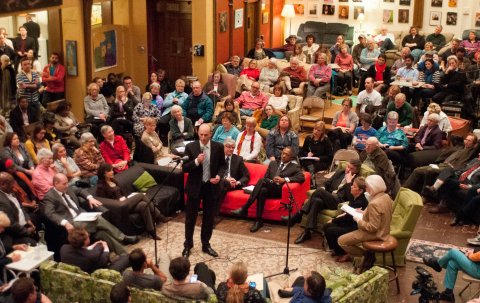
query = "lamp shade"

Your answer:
(281, 4), (296, 18)
(357, 13), (365, 22)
